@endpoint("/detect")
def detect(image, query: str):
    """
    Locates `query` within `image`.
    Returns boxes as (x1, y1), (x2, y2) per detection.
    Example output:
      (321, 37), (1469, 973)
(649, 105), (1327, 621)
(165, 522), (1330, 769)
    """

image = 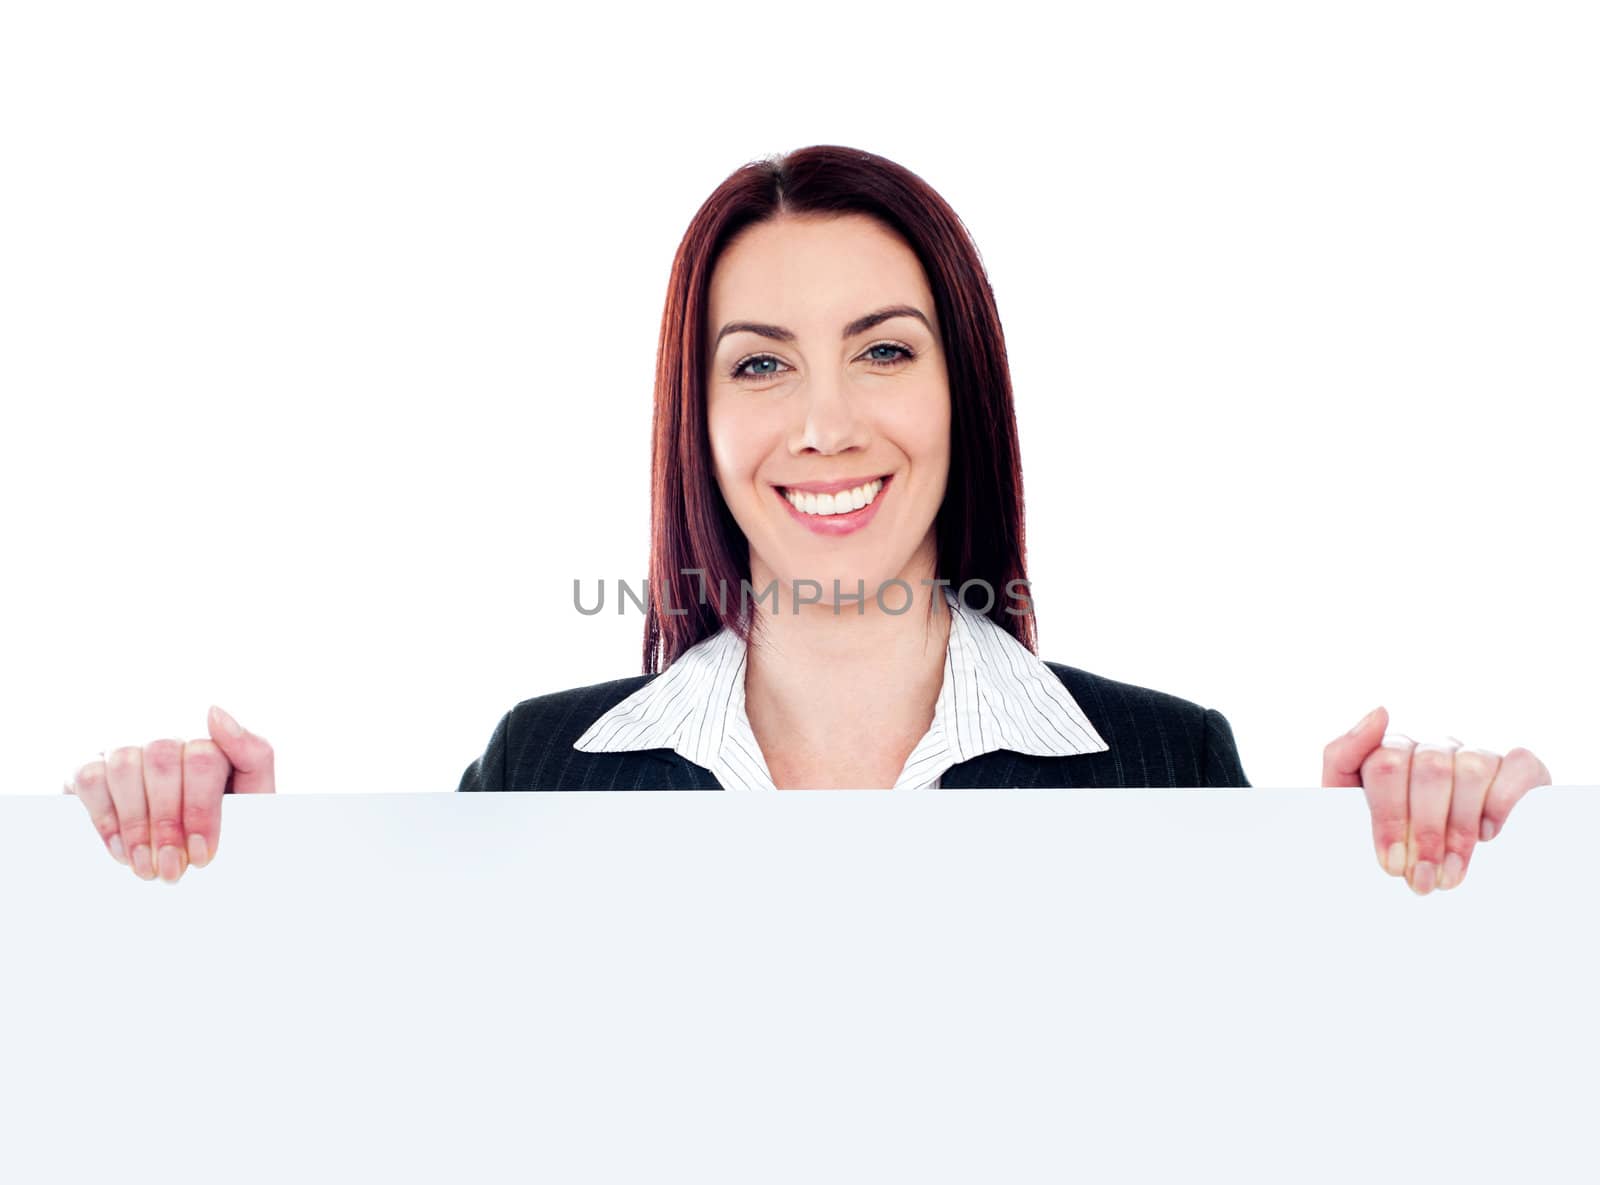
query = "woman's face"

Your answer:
(705, 212), (951, 609)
